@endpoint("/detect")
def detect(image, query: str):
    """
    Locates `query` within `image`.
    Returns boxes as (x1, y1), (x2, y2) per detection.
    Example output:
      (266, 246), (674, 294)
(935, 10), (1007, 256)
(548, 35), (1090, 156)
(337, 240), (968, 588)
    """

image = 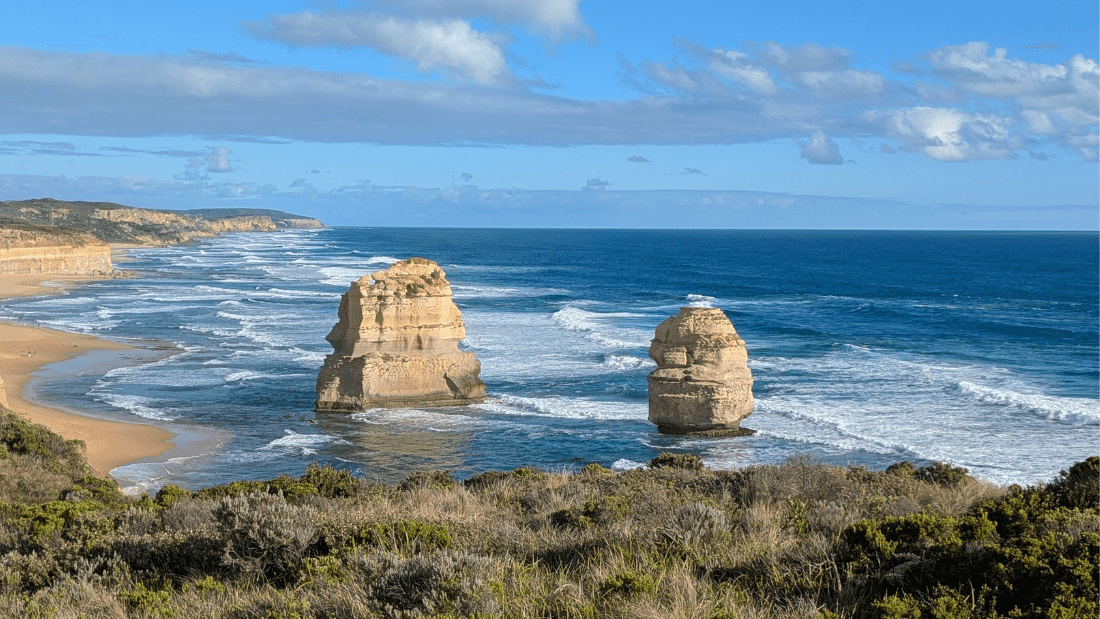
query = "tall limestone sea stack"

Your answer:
(315, 258), (486, 411)
(647, 307), (754, 435)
